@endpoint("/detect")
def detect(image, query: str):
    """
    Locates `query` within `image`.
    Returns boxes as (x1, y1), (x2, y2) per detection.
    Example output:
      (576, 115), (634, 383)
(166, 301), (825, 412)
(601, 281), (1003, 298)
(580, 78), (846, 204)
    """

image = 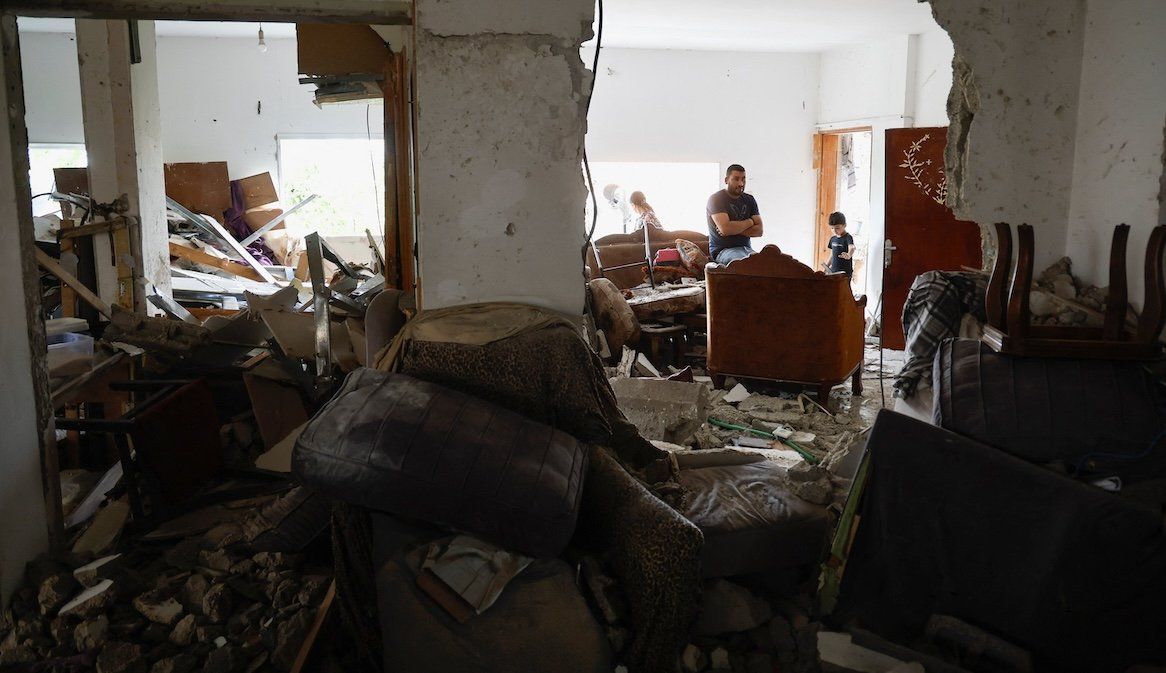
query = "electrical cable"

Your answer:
(1073, 428), (1166, 477)
(366, 103), (383, 228)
